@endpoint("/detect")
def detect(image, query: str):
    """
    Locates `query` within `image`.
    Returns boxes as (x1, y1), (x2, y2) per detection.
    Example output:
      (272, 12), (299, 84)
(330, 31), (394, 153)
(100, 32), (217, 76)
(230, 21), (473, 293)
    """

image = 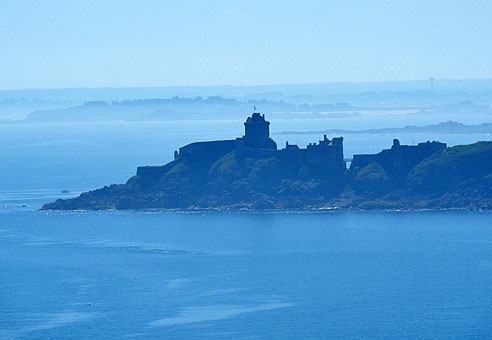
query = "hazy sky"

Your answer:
(1, 0), (492, 89)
